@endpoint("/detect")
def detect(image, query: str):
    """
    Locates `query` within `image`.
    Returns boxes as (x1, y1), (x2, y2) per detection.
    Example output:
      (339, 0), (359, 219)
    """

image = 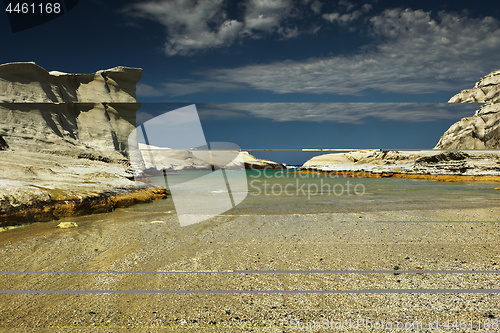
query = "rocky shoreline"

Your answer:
(0, 62), (154, 226)
(0, 185), (167, 228)
(298, 169), (500, 182)
(301, 150), (500, 178)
